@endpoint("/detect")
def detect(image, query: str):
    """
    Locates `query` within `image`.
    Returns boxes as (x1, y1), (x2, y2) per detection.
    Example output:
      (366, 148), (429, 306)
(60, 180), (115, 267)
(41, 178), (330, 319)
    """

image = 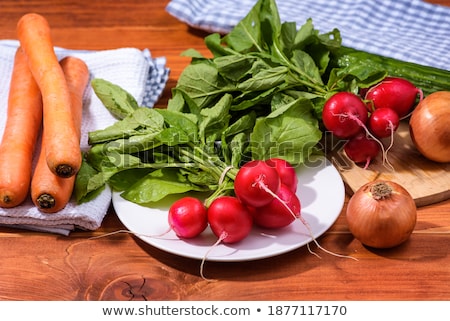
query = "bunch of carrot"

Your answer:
(0, 13), (90, 213)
